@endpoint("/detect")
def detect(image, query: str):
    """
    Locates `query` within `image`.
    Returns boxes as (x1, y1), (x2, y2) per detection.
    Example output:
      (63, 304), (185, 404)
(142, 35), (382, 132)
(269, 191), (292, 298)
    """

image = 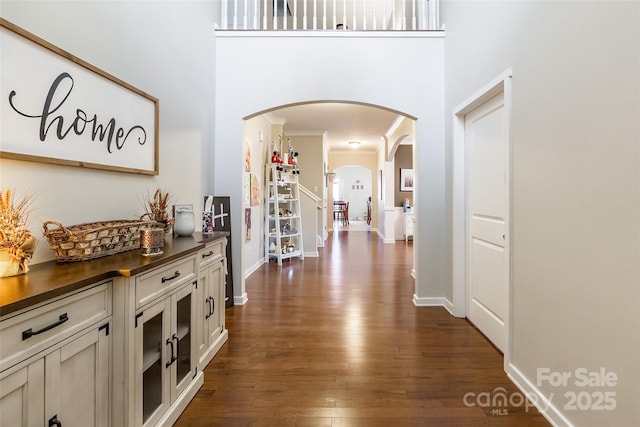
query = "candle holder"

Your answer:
(140, 227), (165, 256)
